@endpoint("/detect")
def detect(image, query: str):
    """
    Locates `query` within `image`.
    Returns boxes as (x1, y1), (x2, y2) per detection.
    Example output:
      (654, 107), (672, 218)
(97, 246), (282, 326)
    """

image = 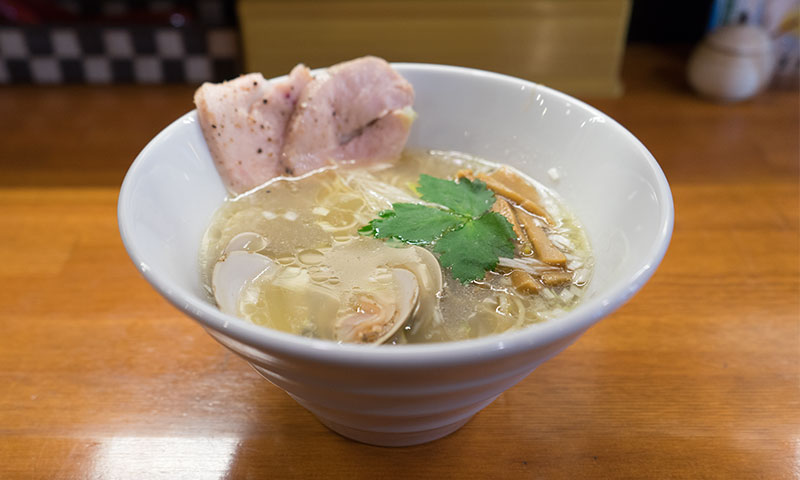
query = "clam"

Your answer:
(323, 240), (444, 344)
(392, 246), (443, 330)
(223, 231), (268, 254)
(334, 268), (420, 344)
(212, 250), (278, 316)
(211, 234), (443, 344)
